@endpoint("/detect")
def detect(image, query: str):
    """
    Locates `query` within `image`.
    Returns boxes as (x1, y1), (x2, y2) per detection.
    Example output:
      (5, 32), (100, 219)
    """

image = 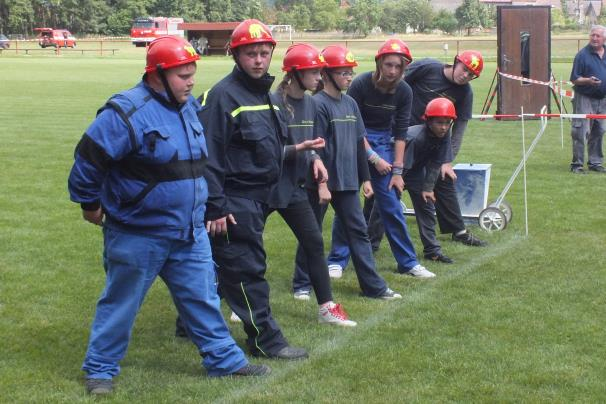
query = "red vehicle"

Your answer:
(130, 17), (184, 47)
(35, 28), (76, 48)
